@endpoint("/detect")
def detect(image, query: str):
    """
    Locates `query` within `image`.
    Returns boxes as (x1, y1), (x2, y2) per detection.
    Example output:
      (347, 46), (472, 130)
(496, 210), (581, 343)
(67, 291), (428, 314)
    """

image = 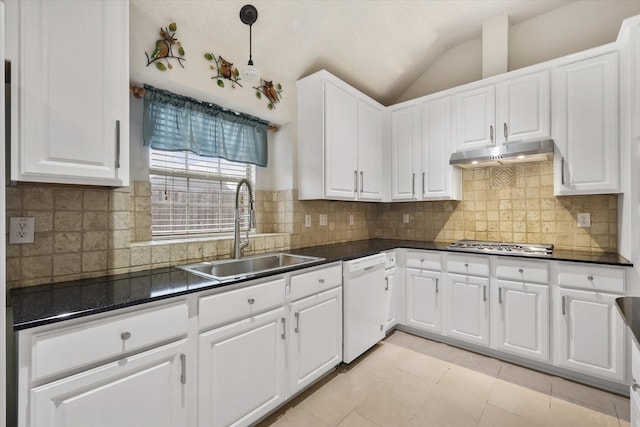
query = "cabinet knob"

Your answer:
(464, 263), (469, 268)
(587, 275), (594, 281)
(518, 268), (524, 274)
(120, 331), (131, 341)
(633, 382), (639, 392)
(247, 298), (255, 305)
(420, 258), (425, 263)
(318, 278), (325, 284)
